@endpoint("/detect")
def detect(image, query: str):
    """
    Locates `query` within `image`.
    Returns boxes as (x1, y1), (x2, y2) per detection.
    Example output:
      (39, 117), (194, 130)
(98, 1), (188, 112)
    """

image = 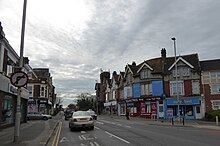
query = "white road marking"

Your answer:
(125, 125), (131, 128)
(105, 131), (130, 144)
(95, 126), (100, 129)
(81, 131), (86, 133)
(96, 121), (104, 124)
(80, 143), (87, 146)
(59, 137), (69, 143)
(81, 135), (86, 140)
(117, 124), (122, 126)
(94, 142), (100, 146)
(79, 136), (83, 140)
(90, 142), (95, 146)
